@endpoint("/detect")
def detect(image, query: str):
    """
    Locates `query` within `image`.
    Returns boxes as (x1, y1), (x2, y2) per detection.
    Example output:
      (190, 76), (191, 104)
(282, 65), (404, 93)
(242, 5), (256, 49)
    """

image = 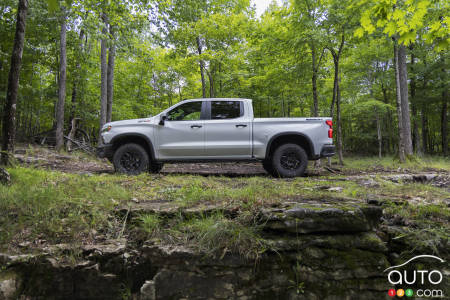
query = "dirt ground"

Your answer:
(12, 144), (447, 177)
